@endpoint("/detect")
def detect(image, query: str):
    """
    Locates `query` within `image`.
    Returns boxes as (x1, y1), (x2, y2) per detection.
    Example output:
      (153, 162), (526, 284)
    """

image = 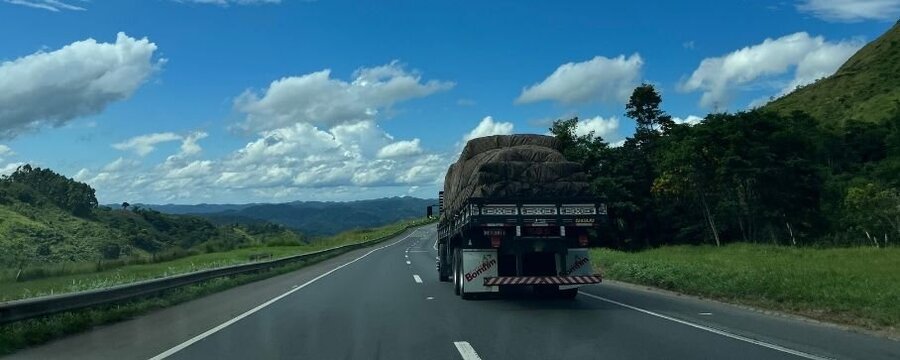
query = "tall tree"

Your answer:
(626, 83), (675, 137)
